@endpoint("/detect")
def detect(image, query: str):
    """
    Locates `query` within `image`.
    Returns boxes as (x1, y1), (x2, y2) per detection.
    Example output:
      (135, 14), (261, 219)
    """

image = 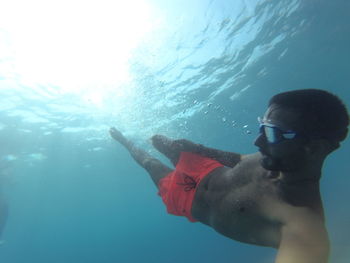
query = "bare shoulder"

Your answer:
(205, 152), (270, 194)
(230, 152), (268, 180)
(240, 152), (264, 168)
